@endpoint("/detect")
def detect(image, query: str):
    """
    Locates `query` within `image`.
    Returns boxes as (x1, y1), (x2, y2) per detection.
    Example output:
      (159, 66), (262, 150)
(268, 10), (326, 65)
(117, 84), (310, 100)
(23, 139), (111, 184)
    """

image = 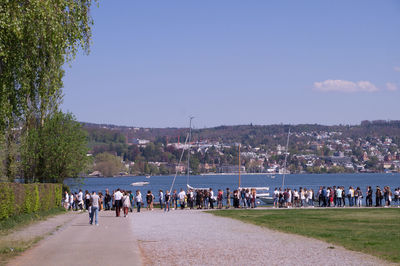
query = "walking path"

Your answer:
(132, 210), (390, 266)
(4, 209), (393, 266)
(6, 211), (141, 266)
